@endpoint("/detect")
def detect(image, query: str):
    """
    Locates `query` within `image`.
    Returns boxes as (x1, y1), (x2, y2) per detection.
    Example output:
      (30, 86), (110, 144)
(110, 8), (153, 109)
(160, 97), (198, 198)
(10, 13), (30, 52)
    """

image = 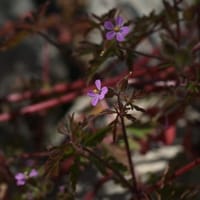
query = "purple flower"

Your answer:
(15, 173), (26, 186)
(29, 169), (38, 178)
(87, 79), (108, 106)
(104, 16), (130, 42)
(15, 169), (38, 186)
